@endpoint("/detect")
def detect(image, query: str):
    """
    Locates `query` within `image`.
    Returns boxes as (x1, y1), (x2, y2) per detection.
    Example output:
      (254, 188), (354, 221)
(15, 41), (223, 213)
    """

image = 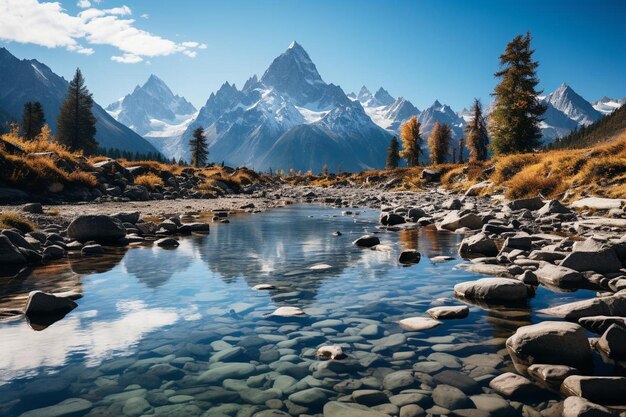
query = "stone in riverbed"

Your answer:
(316, 345), (345, 360)
(269, 306), (305, 317)
(597, 323), (626, 359)
(434, 370), (481, 394)
(18, 398), (92, 417)
(24, 290), (77, 316)
(527, 364), (578, 387)
(81, 244), (104, 255)
(123, 397), (151, 417)
(578, 315), (626, 334)
(352, 389), (389, 406)
(440, 211), (483, 231)
(505, 321), (592, 373)
(382, 370), (415, 392)
(561, 375), (626, 404)
(155, 237), (179, 248)
(399, 250), (421, 265)
(454, 278), (531, 302)
(67, 215), (126, 243)
(253, 284), (276, 290)
(560, 248), (622, 273)
(0, 235), (26, 264)
(458, 233), (498, 256)
(398, 317), (442, 331)
(198, 362), (256, 383)
(488, 372), (540, 398)
(538, 294), (626, 320)
(380, 212), (405, 226)
(506, 197), (544, 211)
(538, 200), (572, 216)
(353, 235), (380, 248)
(288, 387), (328, 406)
(432, 384), (472, 409)
(323, 401), (389, 417)
(534, 263), (583, 287)
(562, 397), (613, 417)
(22, 202), (43, 213)
(427, 305), (469, 319)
